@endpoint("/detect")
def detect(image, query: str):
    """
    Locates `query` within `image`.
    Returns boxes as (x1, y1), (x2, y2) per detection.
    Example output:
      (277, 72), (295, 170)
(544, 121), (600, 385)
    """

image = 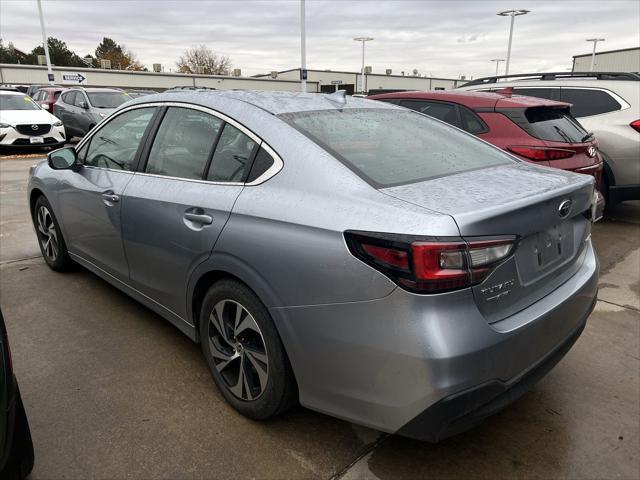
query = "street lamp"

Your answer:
(490, 58), (505, 76)
(497, 9), (530, 76)
(36, 0), (54, 85)
(586, 38), (605, 71)
(353, 37), (374, 93)
(300, 0), (307, 93)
